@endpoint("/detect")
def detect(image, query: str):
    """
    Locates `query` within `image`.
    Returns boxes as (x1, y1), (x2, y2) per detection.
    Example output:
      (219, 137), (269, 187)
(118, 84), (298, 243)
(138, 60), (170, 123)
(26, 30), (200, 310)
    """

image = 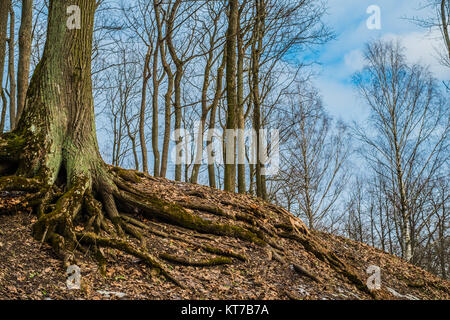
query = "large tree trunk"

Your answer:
(16, 0), (102, 184)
